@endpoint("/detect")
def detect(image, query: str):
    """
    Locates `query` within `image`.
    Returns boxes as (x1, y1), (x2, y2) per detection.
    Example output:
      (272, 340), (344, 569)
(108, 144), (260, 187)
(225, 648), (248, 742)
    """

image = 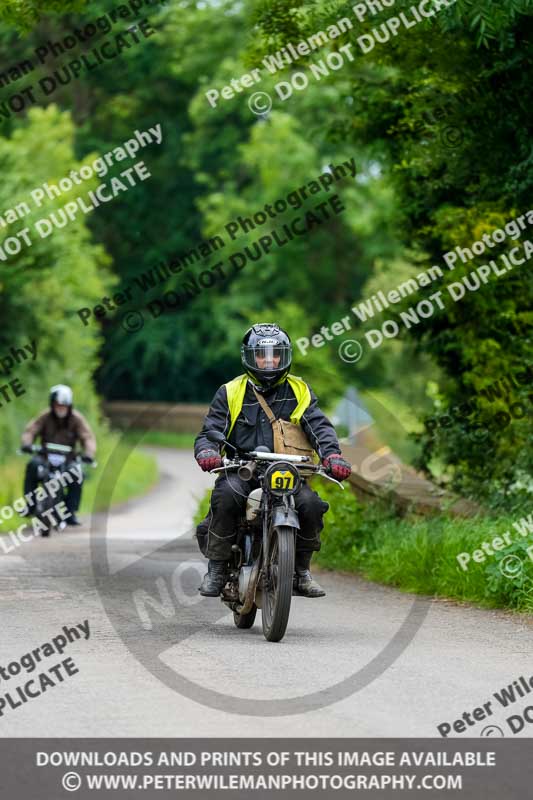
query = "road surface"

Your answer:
(0, 447), (531, 737)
